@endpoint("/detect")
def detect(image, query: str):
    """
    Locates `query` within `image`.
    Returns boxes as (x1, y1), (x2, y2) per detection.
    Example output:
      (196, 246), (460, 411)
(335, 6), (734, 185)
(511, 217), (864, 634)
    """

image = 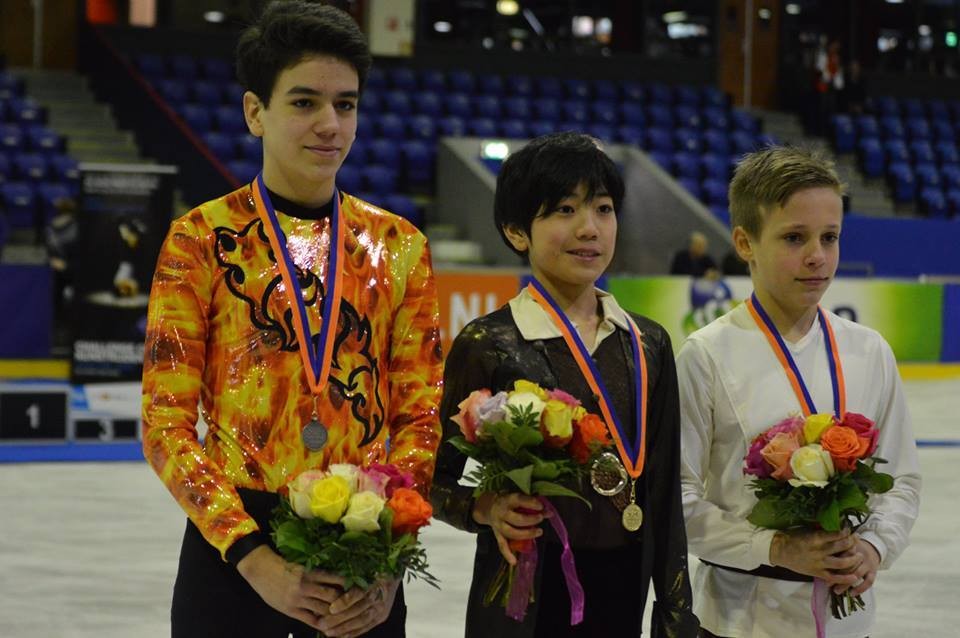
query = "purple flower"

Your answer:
(476, 391), (509, 428)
